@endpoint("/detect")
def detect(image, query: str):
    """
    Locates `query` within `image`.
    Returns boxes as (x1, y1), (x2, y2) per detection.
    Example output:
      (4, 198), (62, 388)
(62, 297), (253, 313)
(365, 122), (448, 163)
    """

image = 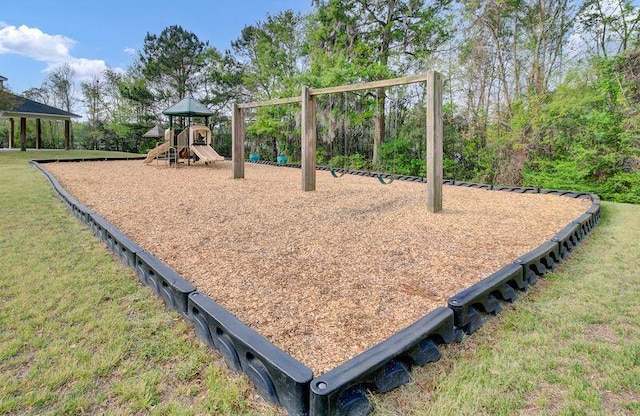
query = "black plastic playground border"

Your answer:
(30, 158), (600, 416)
